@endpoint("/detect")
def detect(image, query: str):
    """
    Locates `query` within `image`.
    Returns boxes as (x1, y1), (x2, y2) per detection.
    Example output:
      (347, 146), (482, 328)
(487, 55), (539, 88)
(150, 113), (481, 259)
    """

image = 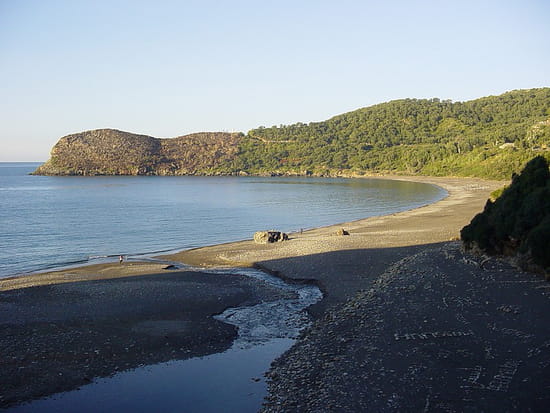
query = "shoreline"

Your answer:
(161, 175), (505, 316)
(163, 175), (501, 266)
(0, 175), (507, 291)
